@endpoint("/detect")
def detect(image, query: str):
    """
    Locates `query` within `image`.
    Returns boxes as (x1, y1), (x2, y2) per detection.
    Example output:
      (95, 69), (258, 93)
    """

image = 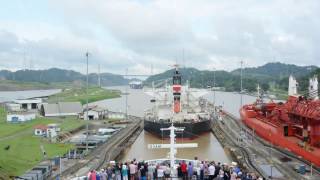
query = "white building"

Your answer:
(34, 125), (48, 136)
(13, 98), (43, 111)
(34, 124), (60, 138)
(83, 107), (107, 120)
(7, 112), (36, 123)
(5, 103), (21, 112)
(47, 124), (59, 139)
(107, 112), (125, 119)
(40, 102), (82, 117)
